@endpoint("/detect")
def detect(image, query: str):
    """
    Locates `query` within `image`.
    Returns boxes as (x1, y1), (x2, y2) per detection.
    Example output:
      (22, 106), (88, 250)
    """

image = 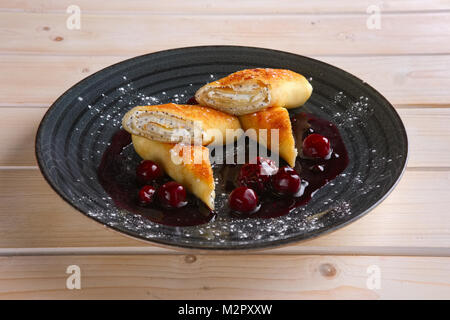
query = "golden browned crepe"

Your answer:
(195, 68), (312, 116)
(122, 103), (242, 146)
(239, 107), (297, 167)
(132, 135), (215, 210)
